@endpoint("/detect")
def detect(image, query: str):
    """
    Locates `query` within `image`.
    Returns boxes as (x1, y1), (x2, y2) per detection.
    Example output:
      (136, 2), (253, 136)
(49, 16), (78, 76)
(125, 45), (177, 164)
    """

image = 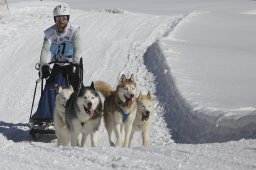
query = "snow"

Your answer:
(1, 0), (256, 169)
